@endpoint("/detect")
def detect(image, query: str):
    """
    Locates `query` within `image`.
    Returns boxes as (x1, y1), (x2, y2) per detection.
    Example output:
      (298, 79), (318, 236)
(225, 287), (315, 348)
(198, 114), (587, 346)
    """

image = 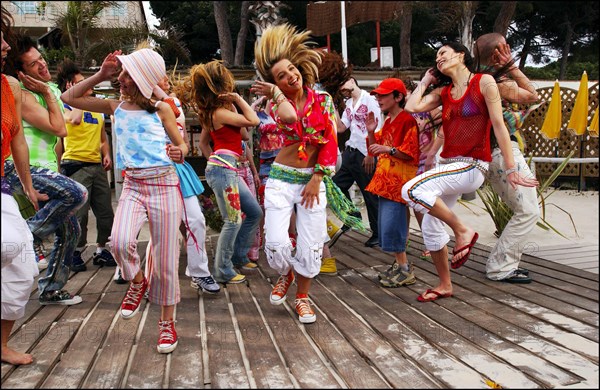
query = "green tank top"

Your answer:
(20, 82), (64, 172)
